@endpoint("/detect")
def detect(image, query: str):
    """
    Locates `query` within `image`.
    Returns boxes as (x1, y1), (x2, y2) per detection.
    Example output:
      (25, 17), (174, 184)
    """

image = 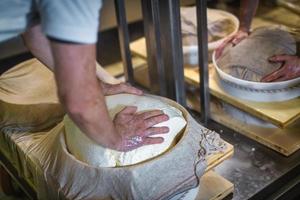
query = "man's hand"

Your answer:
(261, 55), (300, 82)
(113, 106), (170, 151)
(215, 30), (249, 59)
(100, 82), (143, 96)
